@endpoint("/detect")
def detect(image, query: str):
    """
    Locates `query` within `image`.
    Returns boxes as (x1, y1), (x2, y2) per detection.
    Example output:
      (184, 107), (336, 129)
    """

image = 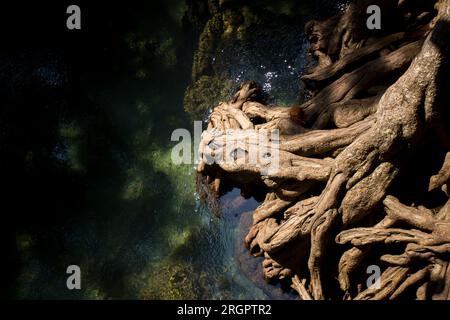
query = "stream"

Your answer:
(7, 0), (344, 299)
